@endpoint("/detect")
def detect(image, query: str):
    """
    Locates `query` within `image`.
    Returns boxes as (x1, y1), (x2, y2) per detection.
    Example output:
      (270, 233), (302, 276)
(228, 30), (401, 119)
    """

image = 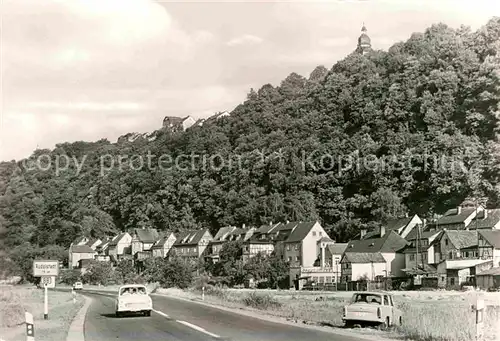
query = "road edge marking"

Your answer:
(152, 293), (391, 341)
(66, 294), (92, 341)
(152, 309), (170, 318)
(176, 320), (221, 339)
